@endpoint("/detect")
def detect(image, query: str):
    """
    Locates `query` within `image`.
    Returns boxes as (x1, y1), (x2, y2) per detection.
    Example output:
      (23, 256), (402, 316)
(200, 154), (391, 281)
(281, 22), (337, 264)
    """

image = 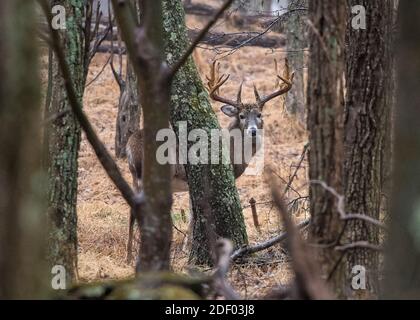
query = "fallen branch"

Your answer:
(230, 218), (310, 261)
(95, 30), (285, 54)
